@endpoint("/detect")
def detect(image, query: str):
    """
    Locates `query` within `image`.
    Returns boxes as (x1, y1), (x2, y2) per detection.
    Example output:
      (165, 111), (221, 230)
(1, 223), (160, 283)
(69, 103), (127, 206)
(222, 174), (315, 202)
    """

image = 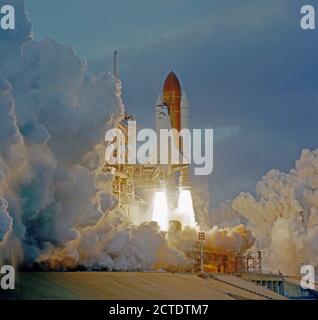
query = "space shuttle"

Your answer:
(155, 71), (191, 189)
